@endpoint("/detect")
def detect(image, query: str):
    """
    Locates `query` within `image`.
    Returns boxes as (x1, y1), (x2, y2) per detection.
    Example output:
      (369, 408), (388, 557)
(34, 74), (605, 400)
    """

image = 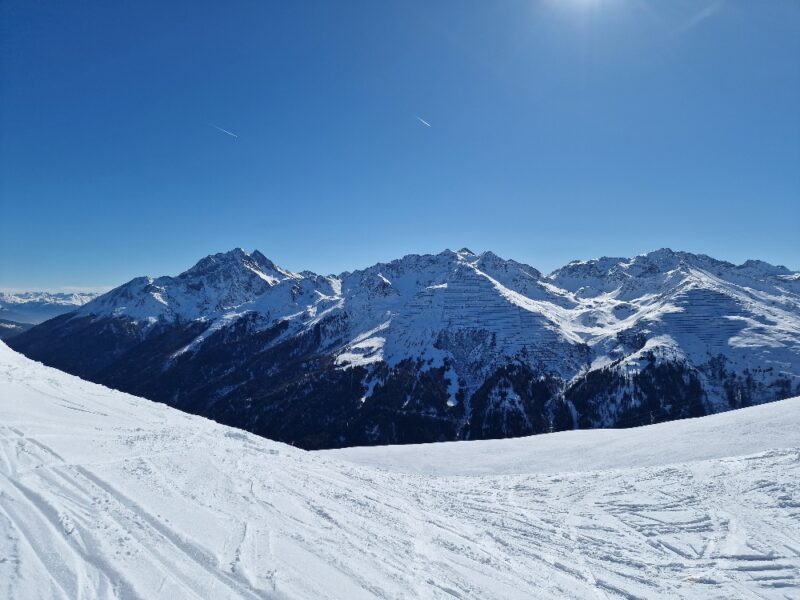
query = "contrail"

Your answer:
(673, 0), (725, 35)
(211, 124), (239, 138)
(416, 116), (431, 128)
